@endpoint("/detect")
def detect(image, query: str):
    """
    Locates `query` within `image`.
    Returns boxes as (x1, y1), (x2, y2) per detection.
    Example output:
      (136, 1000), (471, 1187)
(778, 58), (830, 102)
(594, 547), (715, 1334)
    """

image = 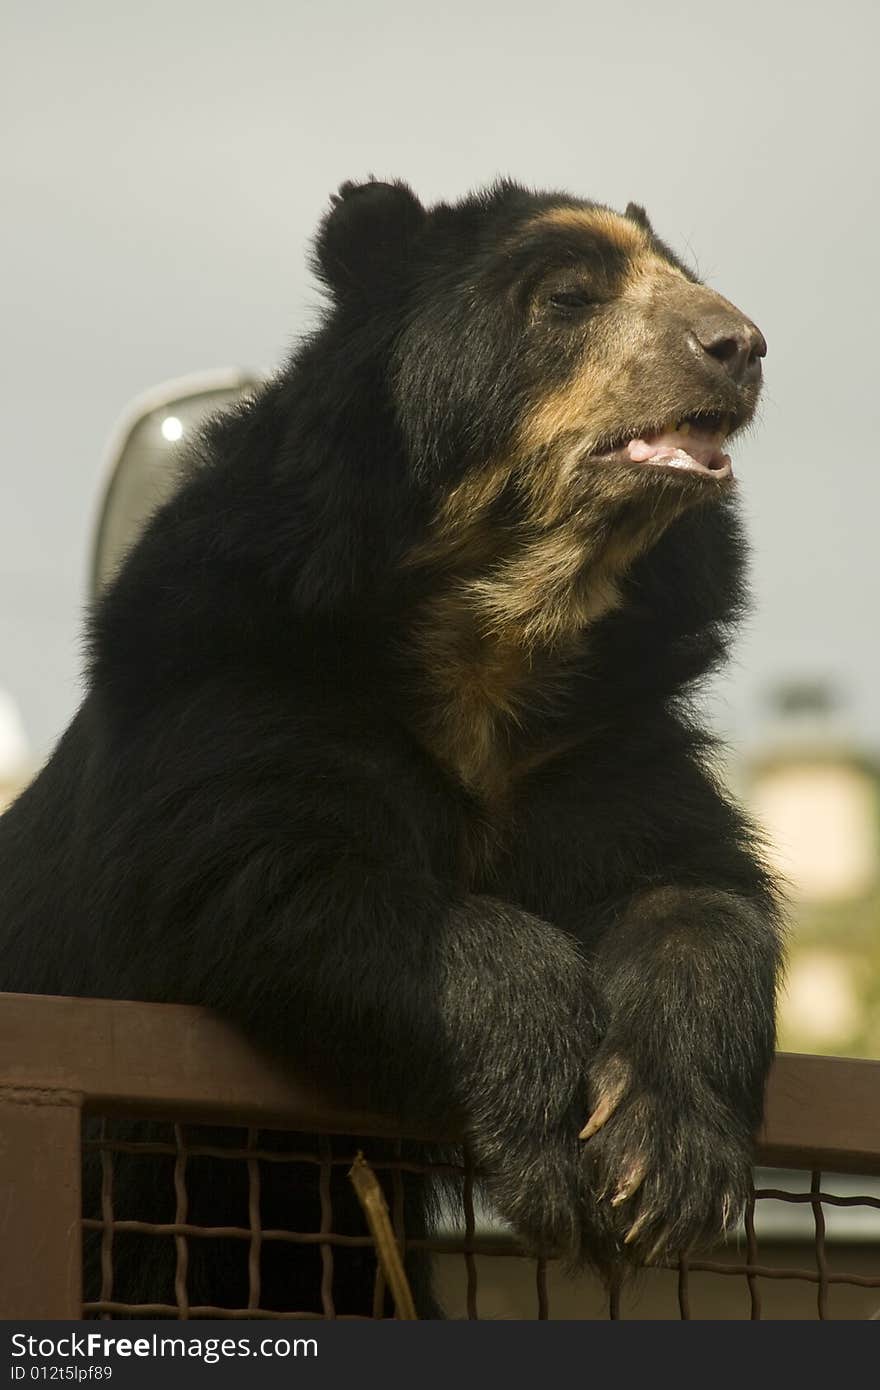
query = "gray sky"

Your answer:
(3, 0), (878, 762)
